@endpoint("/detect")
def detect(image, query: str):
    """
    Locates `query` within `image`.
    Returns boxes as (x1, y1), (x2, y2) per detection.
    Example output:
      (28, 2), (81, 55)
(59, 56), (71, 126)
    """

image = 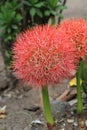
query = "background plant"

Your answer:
(0, 0), (67, 67)
(23, 0), (67, 26)
(0, 0), (23, 66)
